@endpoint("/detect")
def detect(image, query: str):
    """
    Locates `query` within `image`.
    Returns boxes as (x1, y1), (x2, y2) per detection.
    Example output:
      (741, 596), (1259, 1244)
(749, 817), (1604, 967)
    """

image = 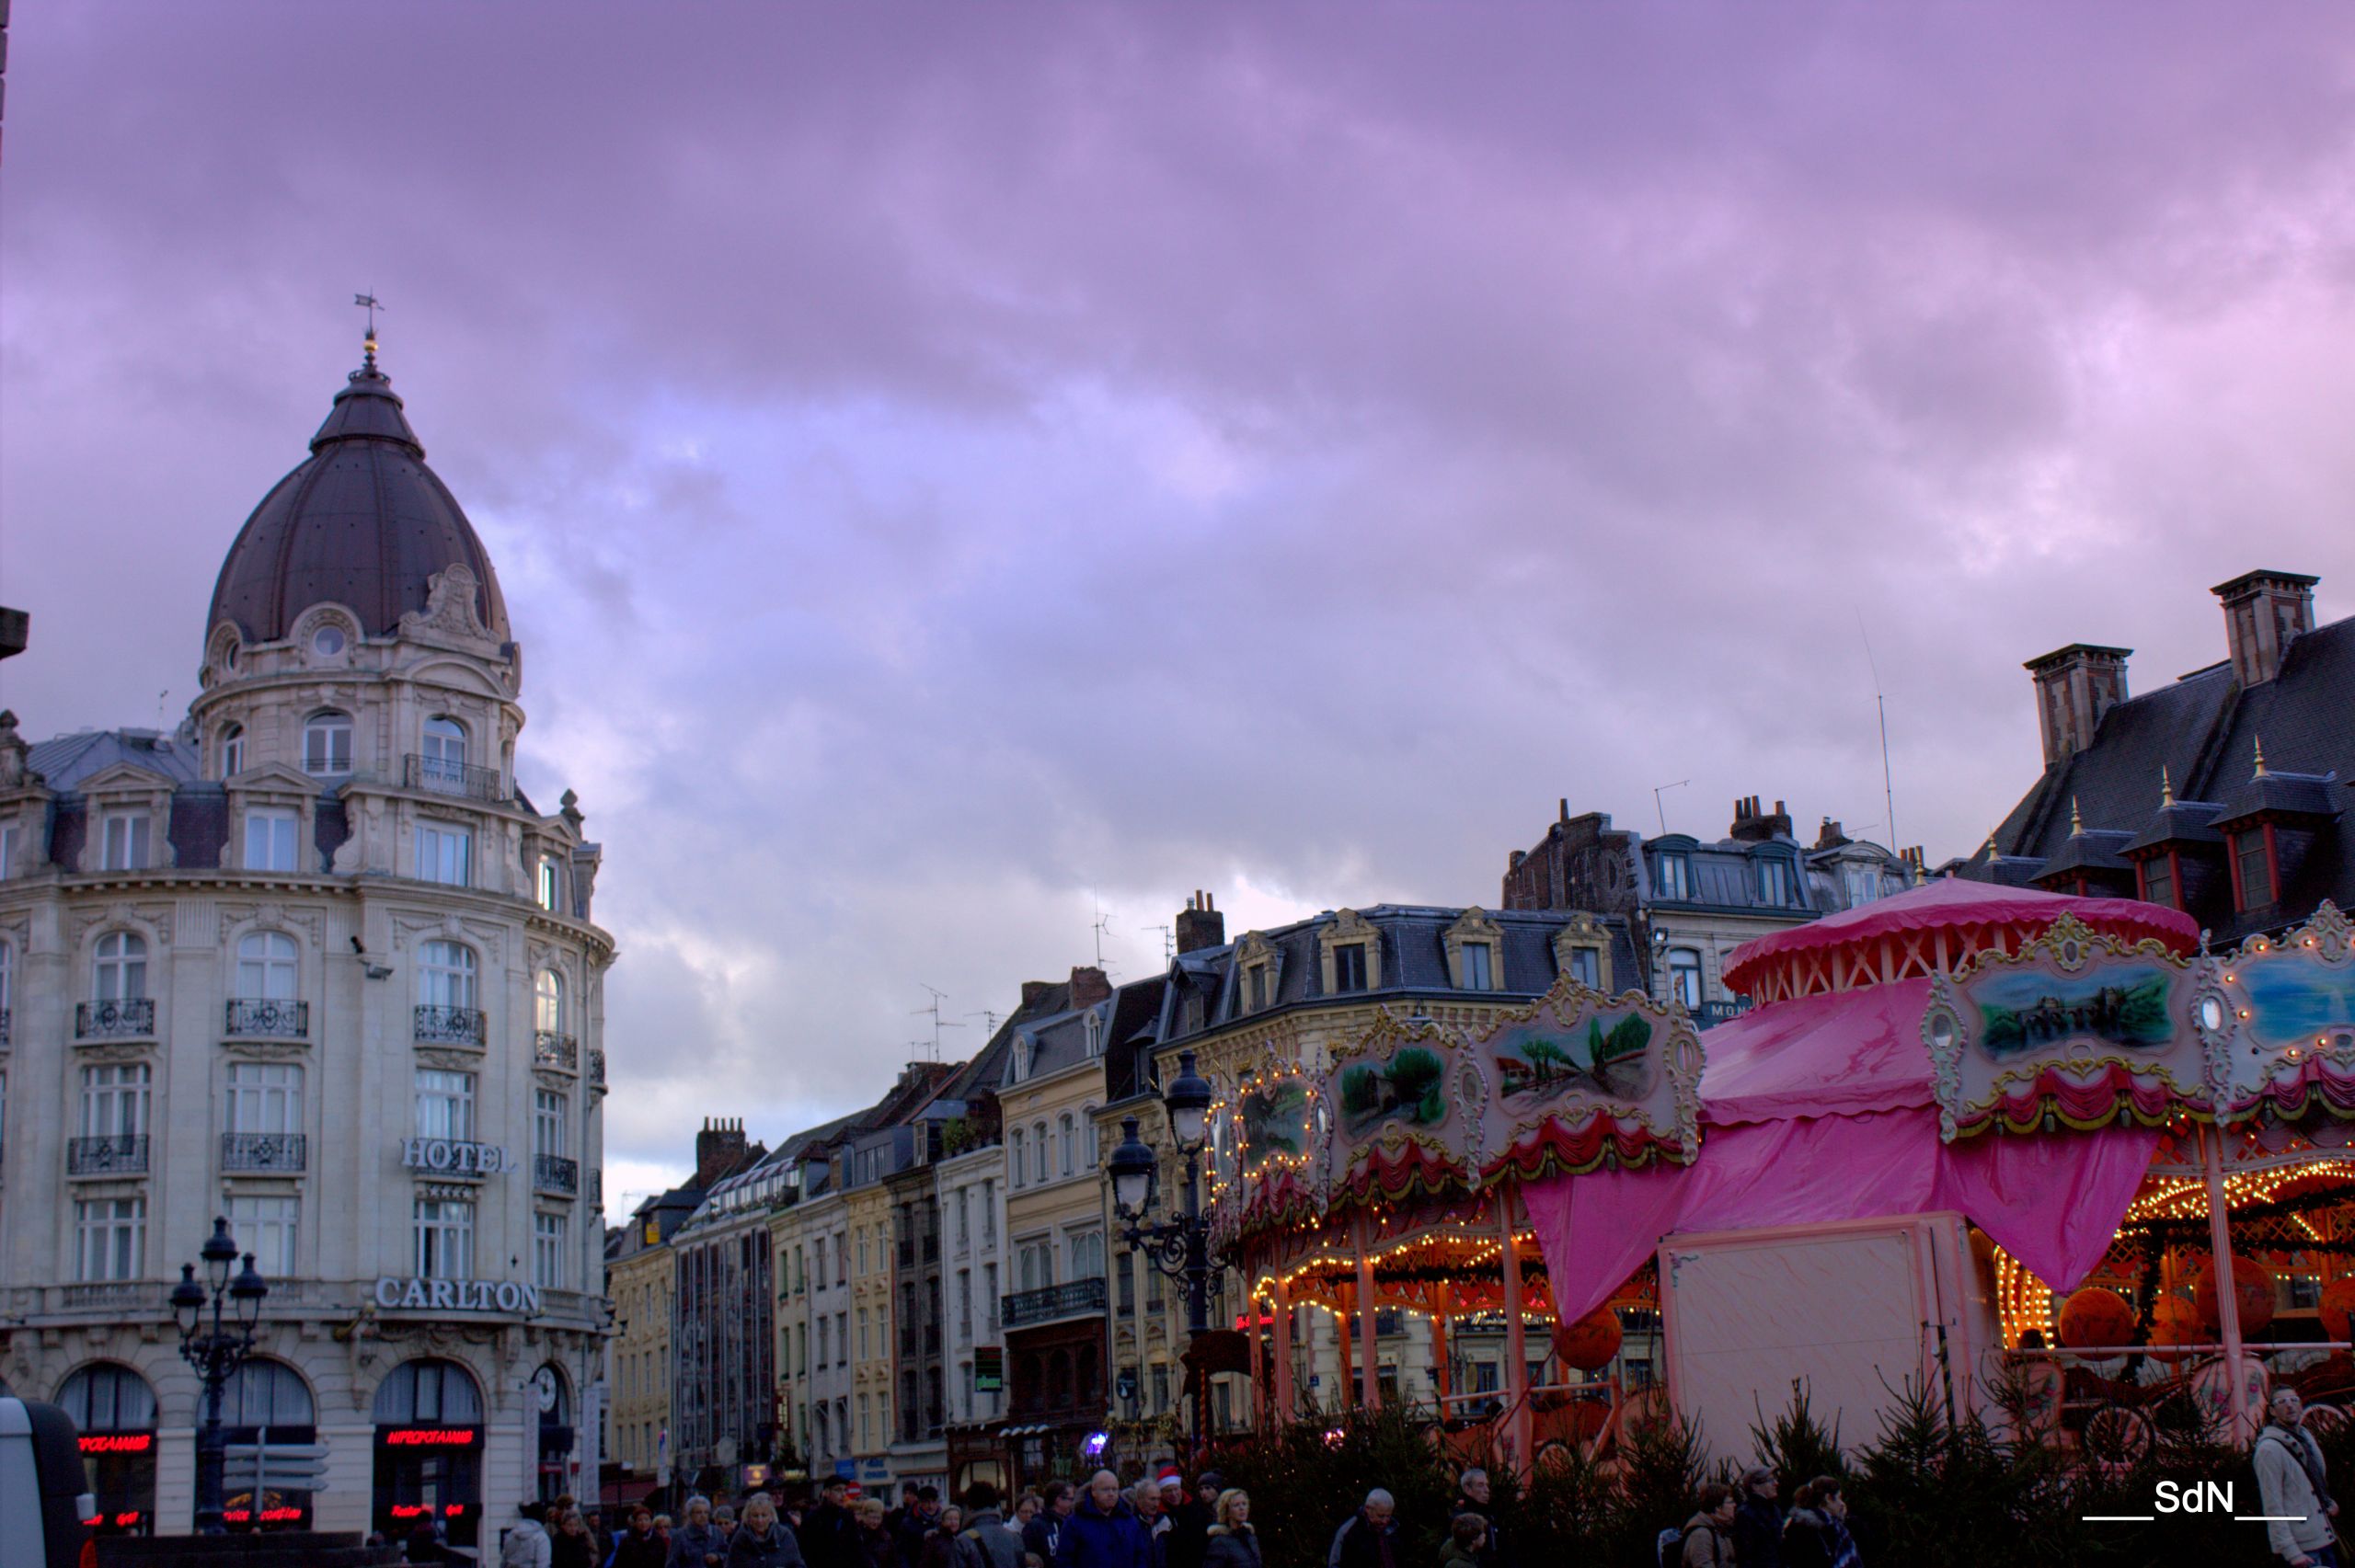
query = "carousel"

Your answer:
(1212, 877), (2355, 1472)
